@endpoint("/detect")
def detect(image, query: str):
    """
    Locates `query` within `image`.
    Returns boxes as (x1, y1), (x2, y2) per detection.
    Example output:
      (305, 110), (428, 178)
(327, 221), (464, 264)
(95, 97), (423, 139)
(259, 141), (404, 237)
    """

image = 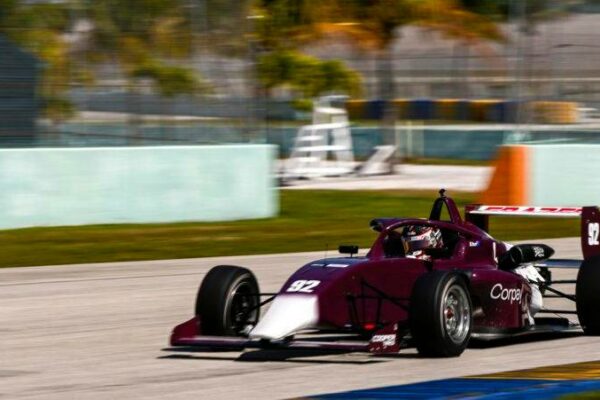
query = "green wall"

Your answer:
(0, 145), (278, 229)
